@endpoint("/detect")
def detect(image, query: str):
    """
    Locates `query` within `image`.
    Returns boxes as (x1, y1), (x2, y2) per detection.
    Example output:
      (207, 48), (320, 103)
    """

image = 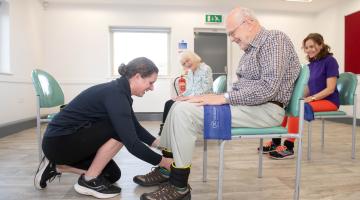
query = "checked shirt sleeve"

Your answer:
(228, 31), (297, 106)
